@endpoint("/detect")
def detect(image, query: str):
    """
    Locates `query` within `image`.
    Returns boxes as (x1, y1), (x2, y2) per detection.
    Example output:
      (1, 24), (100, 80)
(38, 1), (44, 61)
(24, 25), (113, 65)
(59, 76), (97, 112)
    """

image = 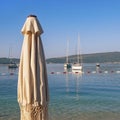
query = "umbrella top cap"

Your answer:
(28, 15), (37, 18)
(21, 15), (43, 35)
